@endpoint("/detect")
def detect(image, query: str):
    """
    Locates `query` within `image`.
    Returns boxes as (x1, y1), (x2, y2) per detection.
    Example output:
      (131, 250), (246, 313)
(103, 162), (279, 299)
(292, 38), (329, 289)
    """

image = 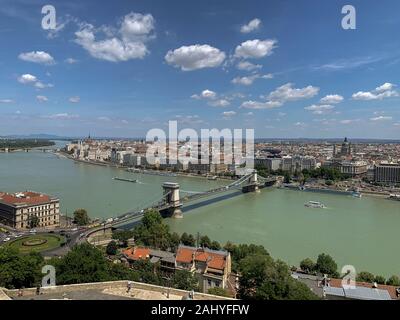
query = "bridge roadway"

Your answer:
(84, 173), (276, 236)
